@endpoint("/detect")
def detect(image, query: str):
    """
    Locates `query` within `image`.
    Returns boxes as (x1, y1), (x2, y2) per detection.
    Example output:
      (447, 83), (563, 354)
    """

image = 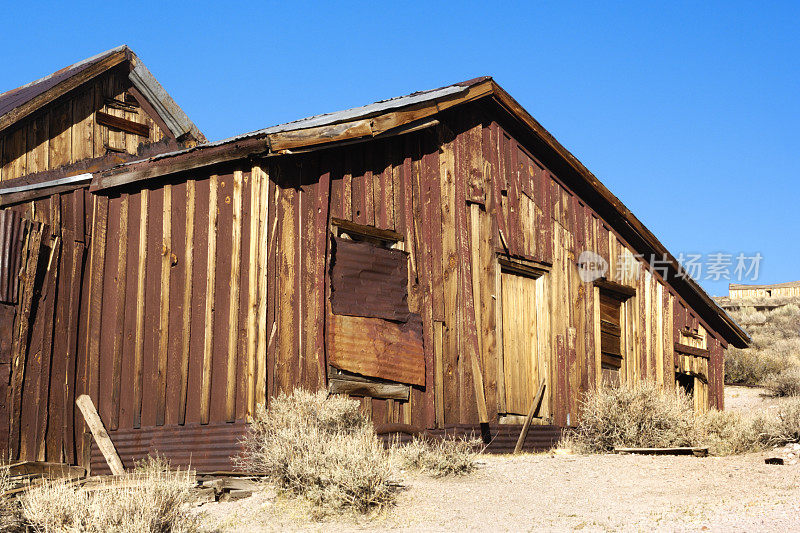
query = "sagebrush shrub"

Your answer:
(235, 390), (395, 516)
(564, 381), (695, 453)
(393, 436), (482, 477)
(693, 409), (770, 455)
(771, 367), (800, 397)
(774, 399), (800, 444)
